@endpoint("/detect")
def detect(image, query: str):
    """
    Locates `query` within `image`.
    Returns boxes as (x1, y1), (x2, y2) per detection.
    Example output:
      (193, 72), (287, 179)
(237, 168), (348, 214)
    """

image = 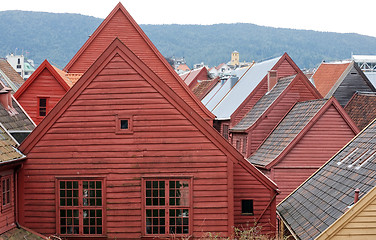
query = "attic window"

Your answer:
(115, 115), (133, 134)
(38, 97), (48, 117)
(241, 199), (254, 215)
